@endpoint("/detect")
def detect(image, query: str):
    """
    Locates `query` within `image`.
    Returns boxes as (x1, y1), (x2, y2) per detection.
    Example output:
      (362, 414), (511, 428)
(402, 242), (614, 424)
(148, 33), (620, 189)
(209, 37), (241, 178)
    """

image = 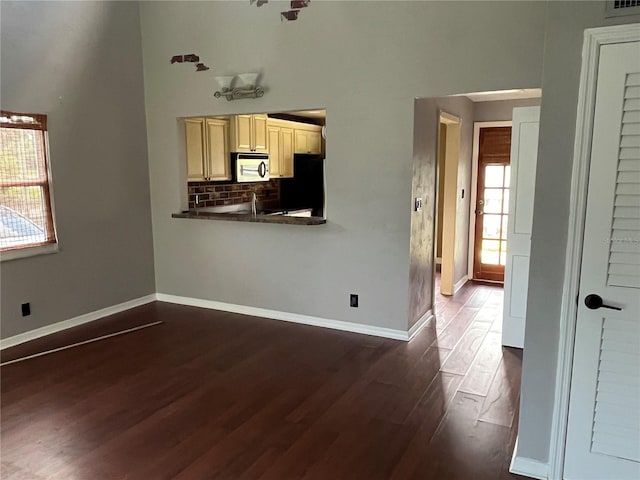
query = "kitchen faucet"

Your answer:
(251, 193), (257, 216)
